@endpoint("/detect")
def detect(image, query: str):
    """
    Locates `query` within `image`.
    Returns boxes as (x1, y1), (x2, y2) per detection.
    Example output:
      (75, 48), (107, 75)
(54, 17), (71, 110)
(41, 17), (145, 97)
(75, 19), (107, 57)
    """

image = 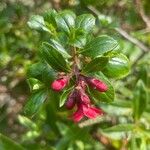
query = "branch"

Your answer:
(135, 0), (150, 28)
(115, 28), (149, 53)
